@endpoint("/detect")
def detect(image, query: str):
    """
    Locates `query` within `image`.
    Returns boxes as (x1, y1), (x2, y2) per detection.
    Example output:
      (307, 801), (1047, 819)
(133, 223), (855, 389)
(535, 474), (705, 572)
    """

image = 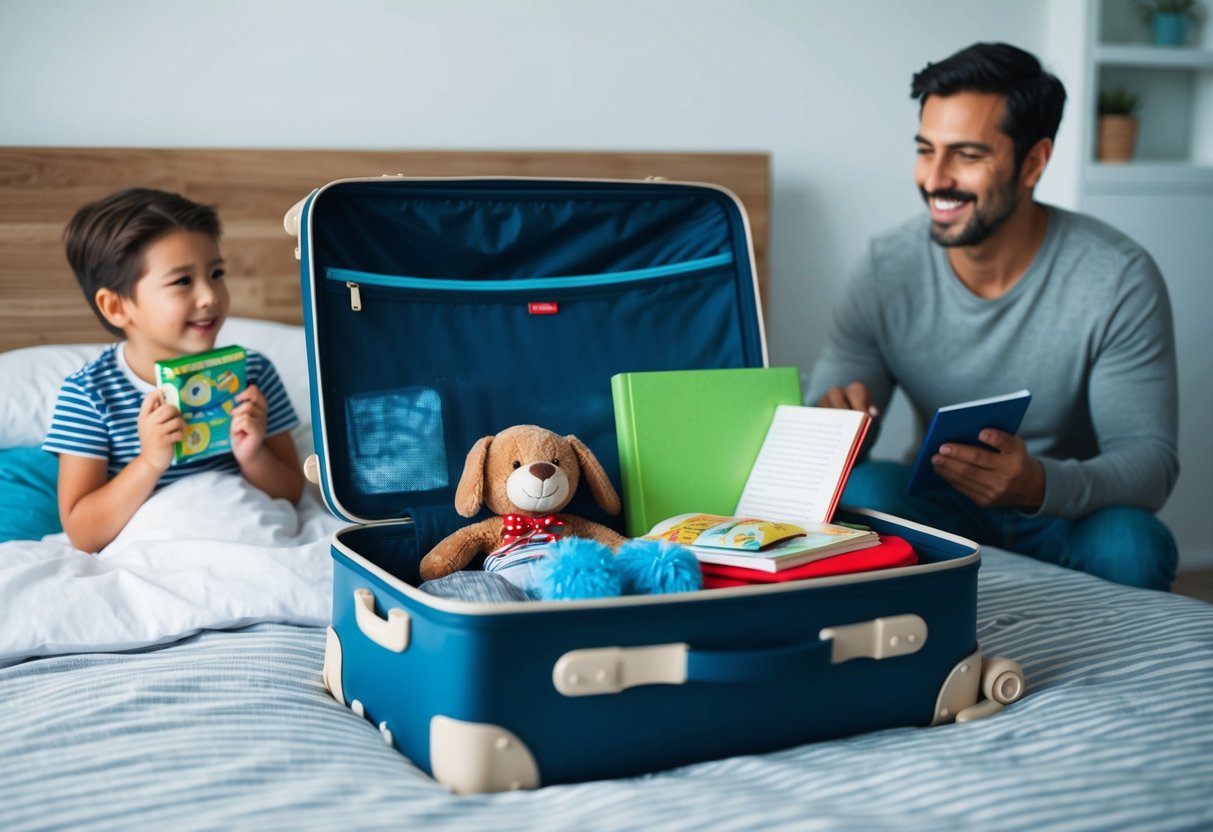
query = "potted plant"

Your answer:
(1136, 0), (1204, 46)
(1097, 87), (1141, 163)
